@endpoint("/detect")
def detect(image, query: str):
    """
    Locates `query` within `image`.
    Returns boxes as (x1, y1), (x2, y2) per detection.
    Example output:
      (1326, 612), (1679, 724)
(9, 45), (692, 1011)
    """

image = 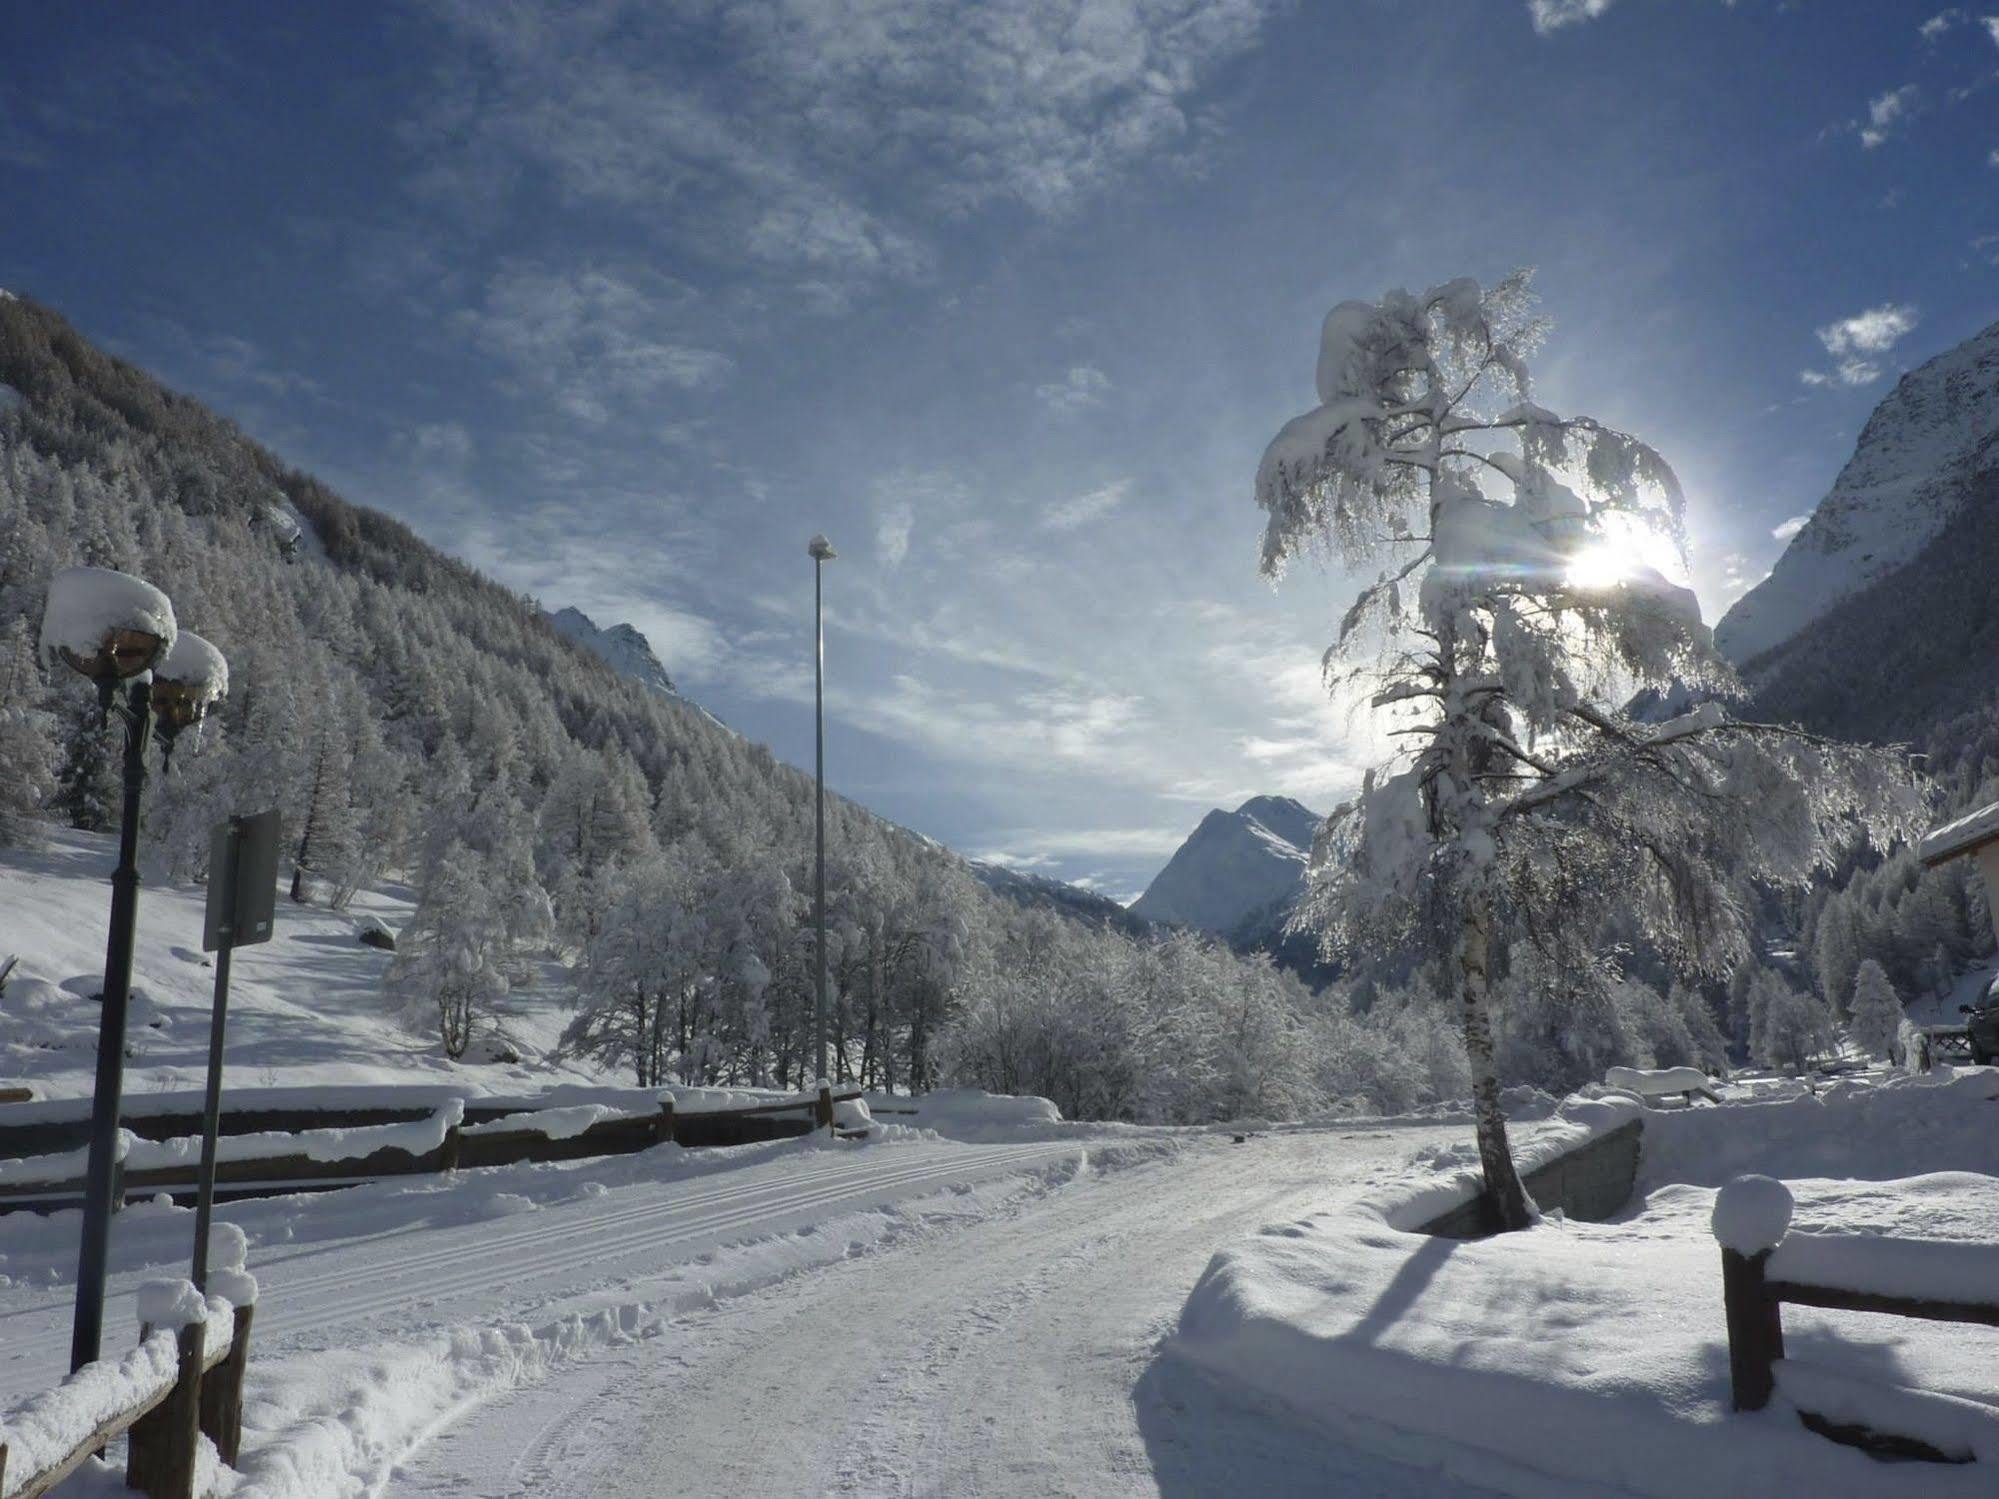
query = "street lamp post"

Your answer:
(41, 567), (177, 1372)
(808, 534), (836, 1127)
